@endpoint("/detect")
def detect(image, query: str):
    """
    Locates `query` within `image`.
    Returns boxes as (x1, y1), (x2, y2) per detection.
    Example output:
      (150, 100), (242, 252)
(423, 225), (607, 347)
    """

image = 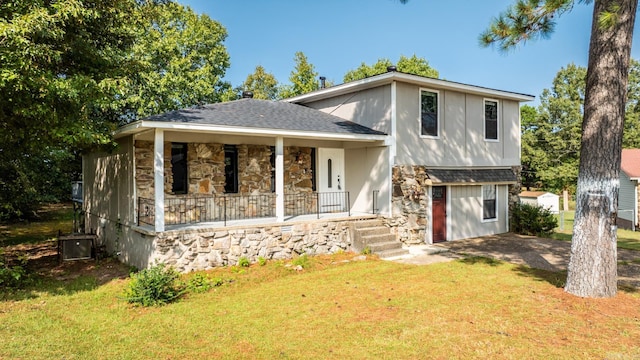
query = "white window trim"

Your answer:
(481, 184), (498, 223)
(484, 98), (500, 142)
(419, 88), (441, 139)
